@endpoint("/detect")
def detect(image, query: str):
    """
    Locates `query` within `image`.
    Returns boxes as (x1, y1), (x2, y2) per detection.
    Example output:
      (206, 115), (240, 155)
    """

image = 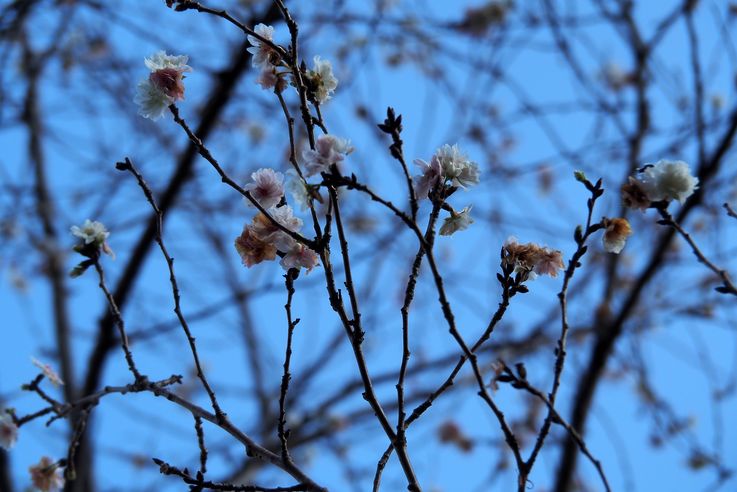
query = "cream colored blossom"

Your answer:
(29, 457), (64, 492)
(602, 217), (632, 254)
